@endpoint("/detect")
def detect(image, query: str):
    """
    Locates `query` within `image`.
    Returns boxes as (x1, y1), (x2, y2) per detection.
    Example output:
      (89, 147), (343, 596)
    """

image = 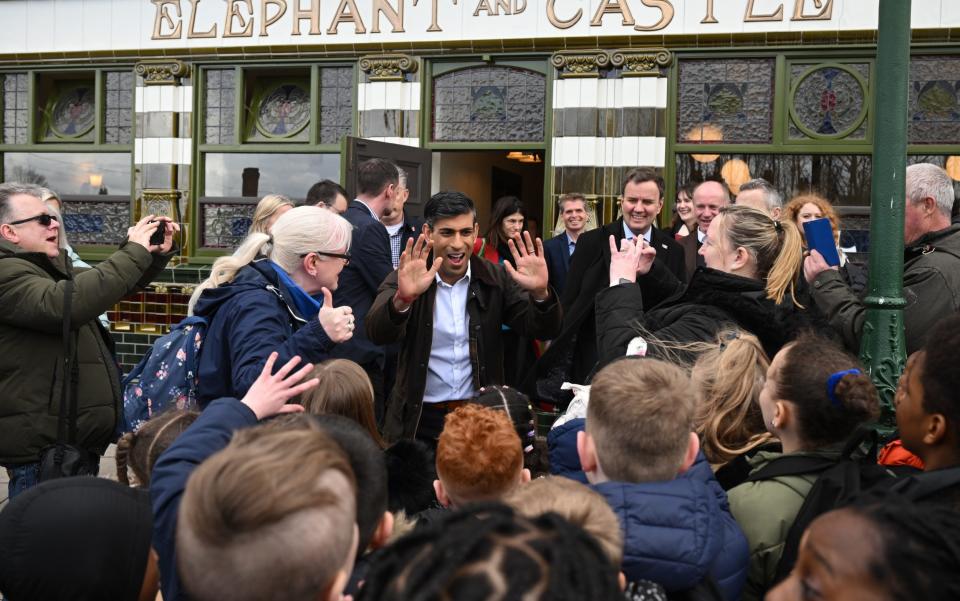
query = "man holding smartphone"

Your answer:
(0, 182), (179, 499)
